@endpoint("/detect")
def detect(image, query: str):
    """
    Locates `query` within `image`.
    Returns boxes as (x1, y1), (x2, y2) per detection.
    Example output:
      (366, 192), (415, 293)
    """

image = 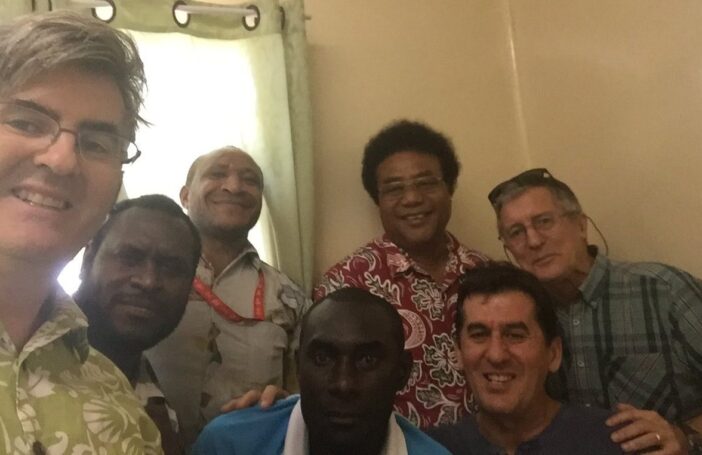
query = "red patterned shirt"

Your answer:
(313, 233), (488, 428)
